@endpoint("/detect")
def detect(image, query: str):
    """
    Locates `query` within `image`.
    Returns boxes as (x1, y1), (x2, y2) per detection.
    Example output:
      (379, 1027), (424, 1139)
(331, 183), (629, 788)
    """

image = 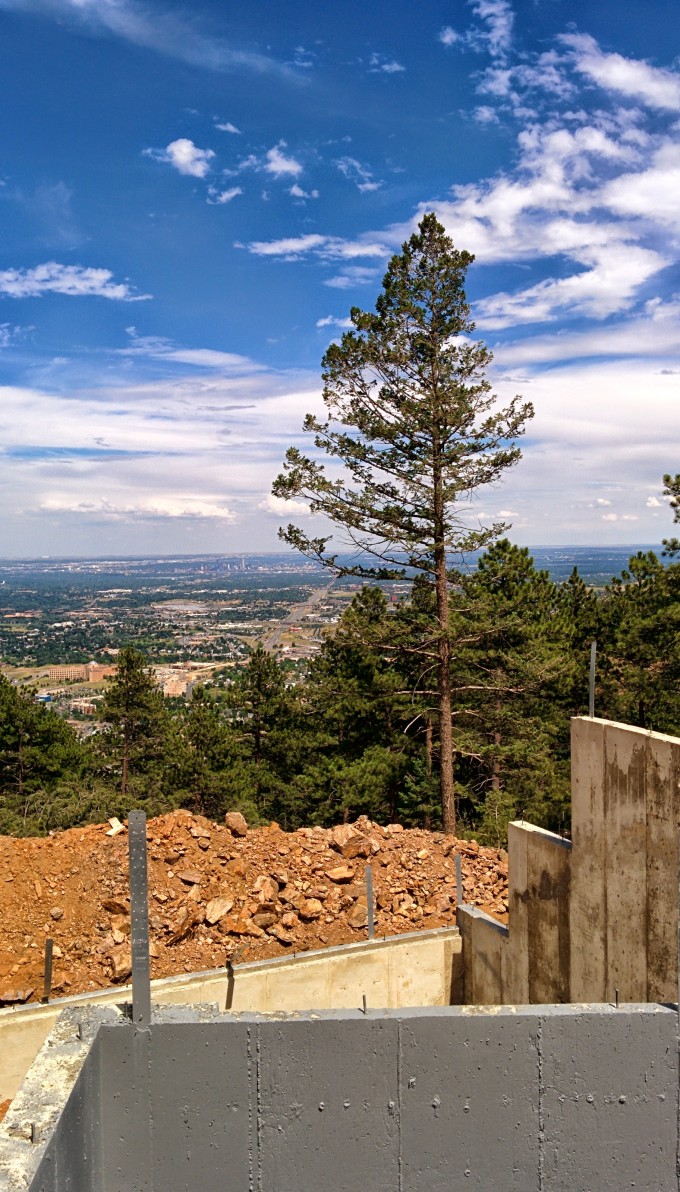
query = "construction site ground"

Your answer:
(0, 810), (507, 1013)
